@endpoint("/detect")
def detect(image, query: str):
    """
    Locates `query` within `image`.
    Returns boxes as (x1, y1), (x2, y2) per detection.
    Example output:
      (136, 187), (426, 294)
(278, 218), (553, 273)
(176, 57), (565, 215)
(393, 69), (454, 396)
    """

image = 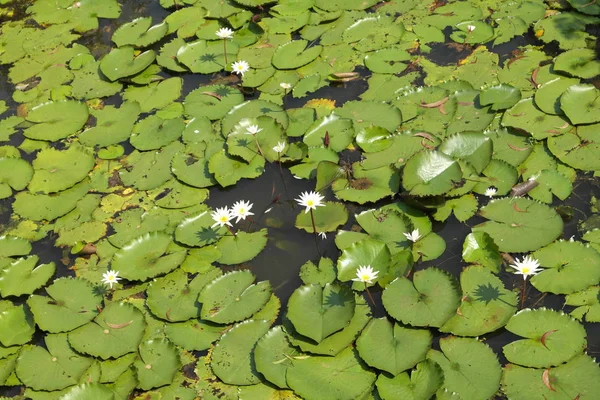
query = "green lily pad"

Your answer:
(337, 237), (391, 284)
(286, 346), (376, 400)
(27, 278), (102, 333)
(461, 232), (502, 273)
(23, 100), (89, 141)
(0, 255), (55, 297)
(100, 46), (156, 81)
(68, 302), (146, 359)
(198, 270), (272, 324)
(364, 47), (410, 74)
(382, 268), (460, 328)
(502, 354), (600, 400)
(174, 210), (226, 248)
(303, 113), (354, 152)
(403, 150), (463, 196)
(548, 124), (600, 171)
(0, 235), (31, 258)
(565, 286), (600, 322)
(502, 98), (571, 140)
(0, 157), (34, 199)
(272, 40), (322, 69)
(330, 163), (400, 204)
(226, 116), (286, 163)
(120, 141), (184, 190)
(16, 333), (93, 391)
(295, 201), (348, 233)
(440, 266), (517, 336)
(79, 102), (140, 147)
(472, 197), (563, 252)
(299, 257), (336, 286)
(287, 283), (355, 343)
(439, 132), (492, 174)
(530, 240), (600, 294)
(28, 145), (94, 194)
(164, 319), (226, 351)
(176, 39), (238, 74)
(111, 232), (186, 281)
(122, 77), (182, 113)
(427, 337), (501, 400)
(0, 301), (34, 347)
(503, 308), (587, 368)
(108, 208), (170, 248)
(356, 318), (432, 375)
(130, 115), (184, 151)
(59, 383), (116, 400)
(375, 360), (443, 400)
(112, 17), (168, 48)
(560, 84), (600, 125)
(337, 100), (402, 132)
(69, 55), (122, 100)
(555, 48), (600, 79)
(221, 99), (288, 132)
(134, 339), (180, 390)
(253, 326), (297, 389)
(211, 319), (271, 385)
(480, 84), (521, 110)
(534, 76), (580, 115)
(215, 229), (269, 265)
(433, 194), (479, 223)
(208, 151), (265, 187)
(534, 12), (599, 50)
(184, 85), (245, 120)
(13, 179), (91, 221)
